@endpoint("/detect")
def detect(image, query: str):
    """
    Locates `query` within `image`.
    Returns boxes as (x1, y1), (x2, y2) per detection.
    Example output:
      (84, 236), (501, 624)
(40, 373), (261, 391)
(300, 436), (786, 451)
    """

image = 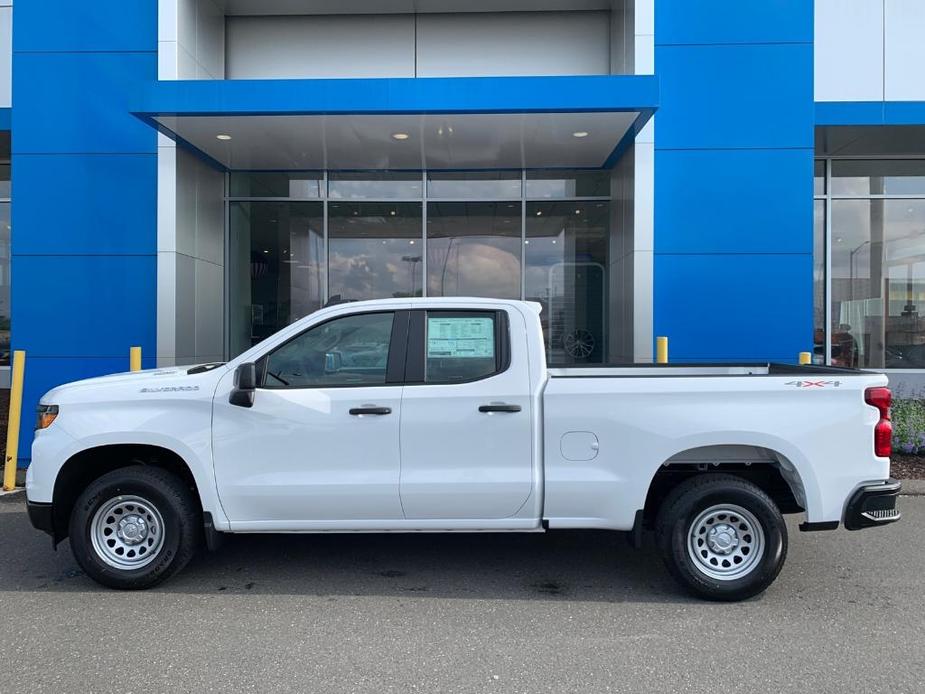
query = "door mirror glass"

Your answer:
(324, 351), (343, 373)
